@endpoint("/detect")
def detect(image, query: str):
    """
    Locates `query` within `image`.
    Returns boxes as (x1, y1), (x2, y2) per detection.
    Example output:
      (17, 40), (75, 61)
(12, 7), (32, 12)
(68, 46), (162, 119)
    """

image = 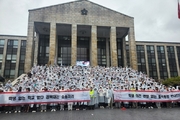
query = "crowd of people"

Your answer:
(0, 65), (180, 113)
